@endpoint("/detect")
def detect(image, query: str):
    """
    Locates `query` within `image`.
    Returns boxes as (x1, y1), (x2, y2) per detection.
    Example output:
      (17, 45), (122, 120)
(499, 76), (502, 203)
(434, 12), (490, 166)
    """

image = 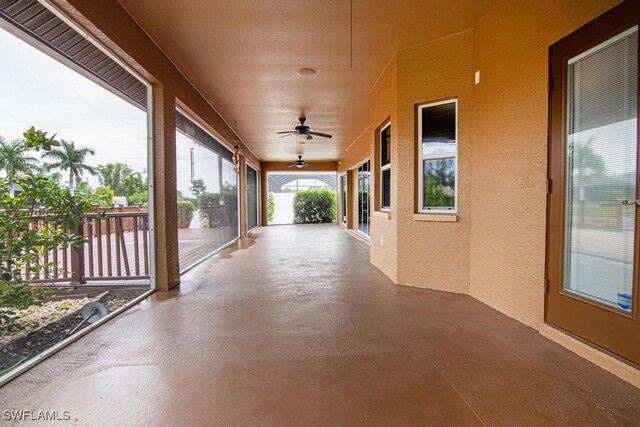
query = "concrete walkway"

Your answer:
(1, 224), (639, 425)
